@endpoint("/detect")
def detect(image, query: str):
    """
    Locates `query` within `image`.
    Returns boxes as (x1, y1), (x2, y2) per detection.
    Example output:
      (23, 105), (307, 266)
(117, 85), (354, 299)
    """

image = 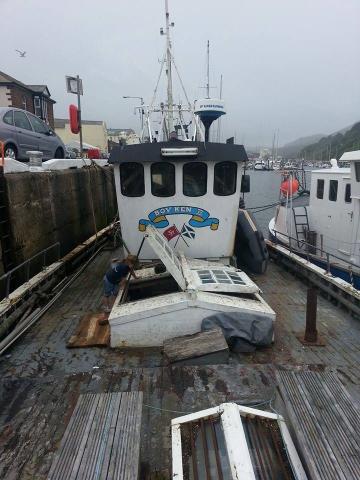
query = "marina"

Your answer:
(0, 0), (360, 479)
